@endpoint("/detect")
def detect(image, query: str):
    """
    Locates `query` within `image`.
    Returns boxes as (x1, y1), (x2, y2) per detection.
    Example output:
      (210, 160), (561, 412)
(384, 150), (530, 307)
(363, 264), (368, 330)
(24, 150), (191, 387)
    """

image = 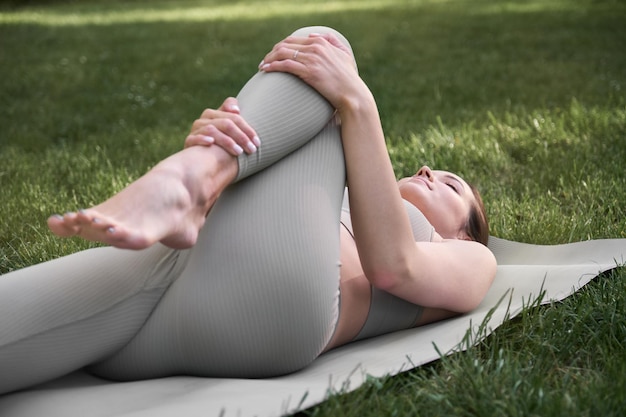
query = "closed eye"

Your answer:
(446, 182), (459, 194)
